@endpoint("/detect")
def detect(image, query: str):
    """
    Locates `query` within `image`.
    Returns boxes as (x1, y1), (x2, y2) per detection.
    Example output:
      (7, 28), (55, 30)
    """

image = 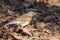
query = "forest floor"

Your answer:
(0, 0), (60, 40)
